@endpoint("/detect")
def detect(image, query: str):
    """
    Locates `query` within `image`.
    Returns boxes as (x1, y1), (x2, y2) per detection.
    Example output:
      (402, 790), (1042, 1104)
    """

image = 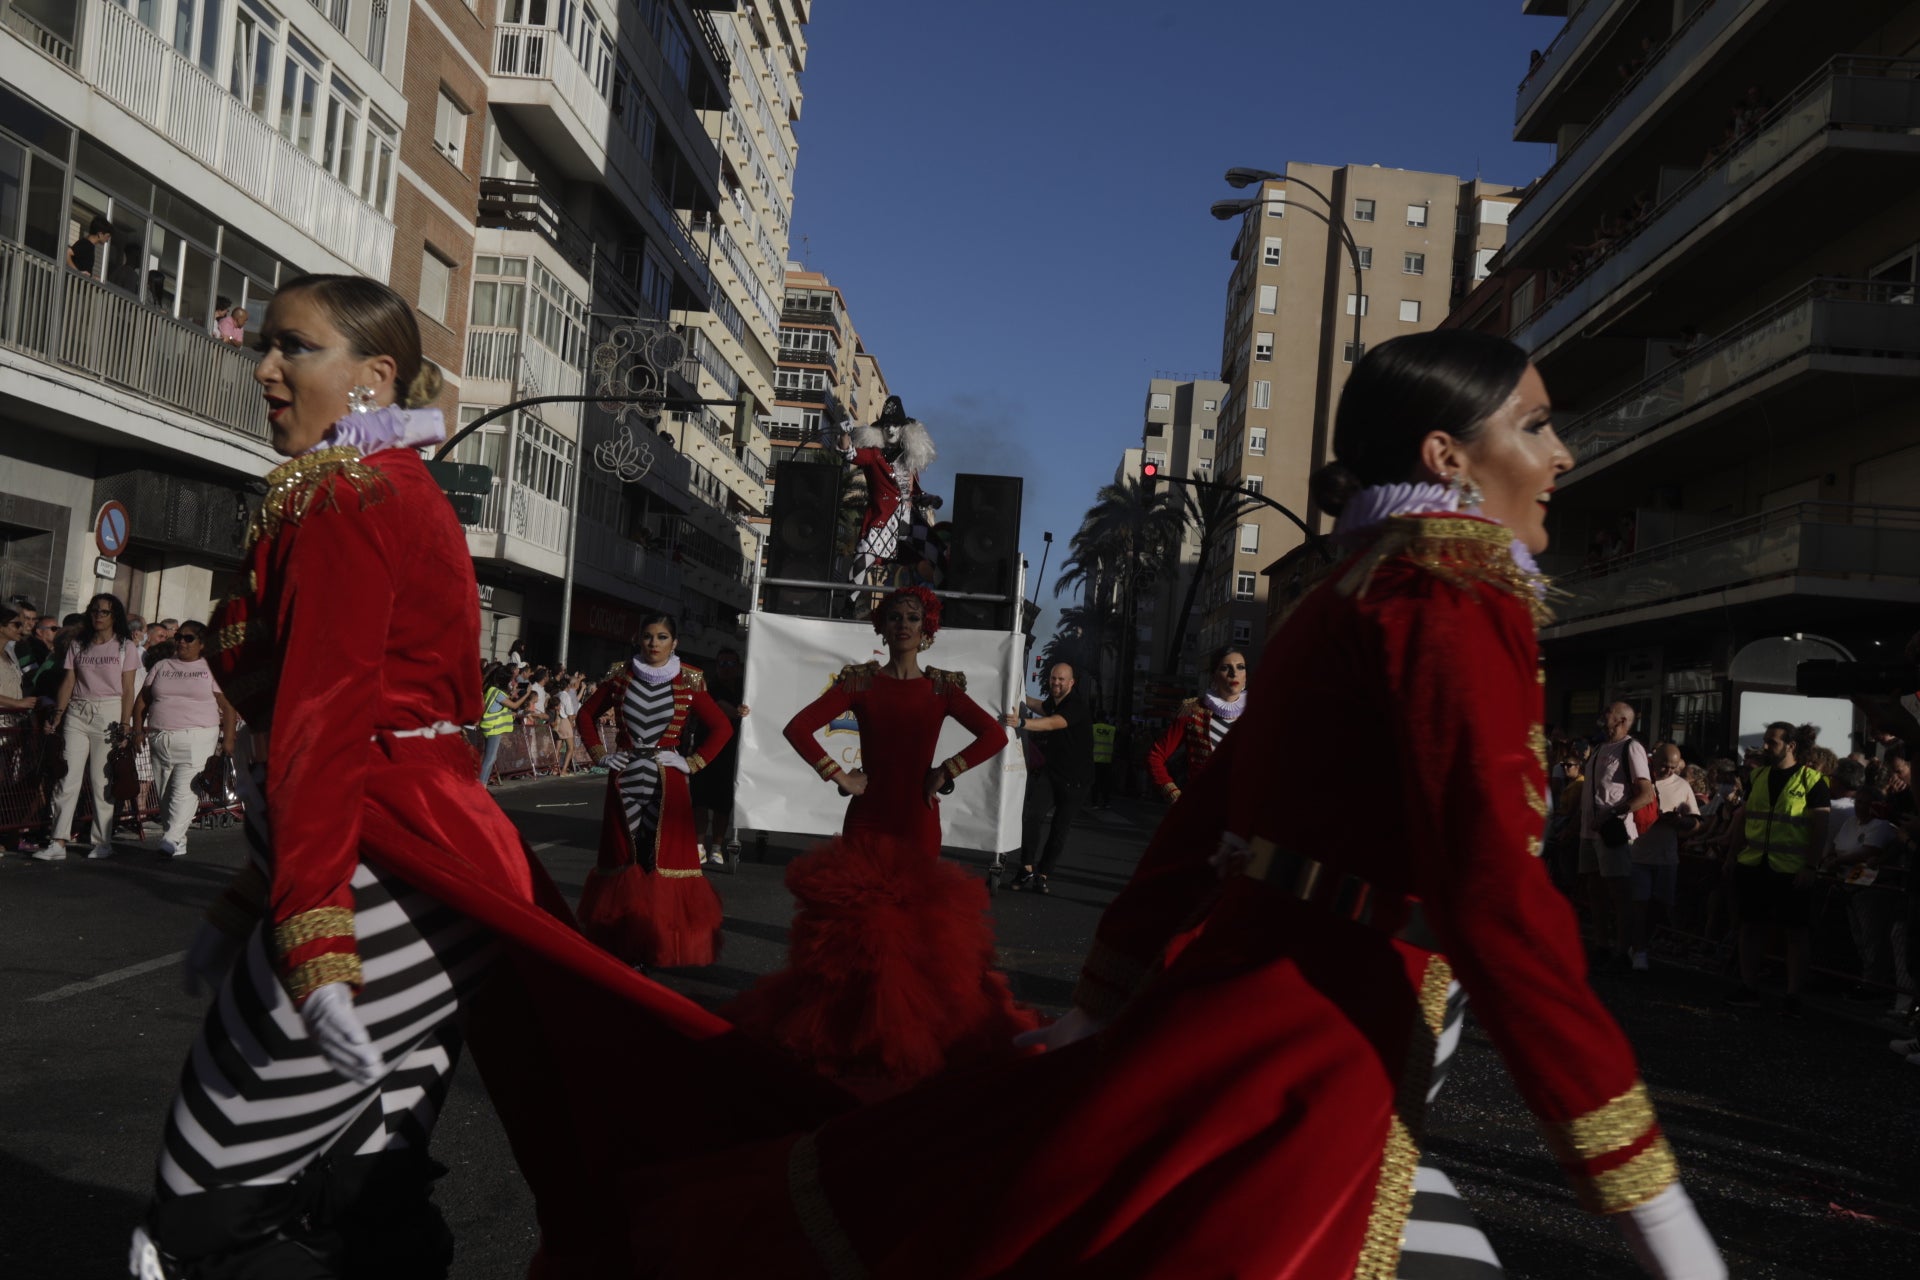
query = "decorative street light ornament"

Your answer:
(594, 425), (655, 483)
(590, 319), (687, 428)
